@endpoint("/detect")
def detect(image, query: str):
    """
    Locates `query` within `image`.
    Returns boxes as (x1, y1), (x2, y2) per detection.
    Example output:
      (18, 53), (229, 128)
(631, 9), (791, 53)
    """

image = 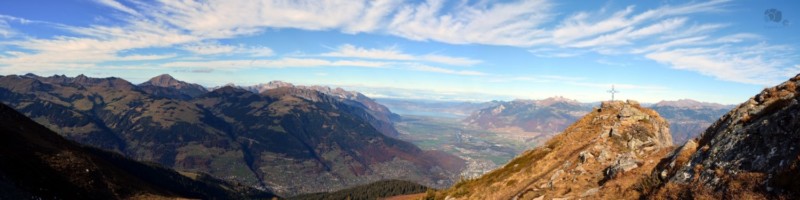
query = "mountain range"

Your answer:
(463, 97), (593, 143)
(241, 80), (402, 138)
(0, 102), (275, 199)
(651, 99), (732, 144)
(457, 96), (730, 145)
(3, 71), (791, 199)
(0, 73), (463, 196)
